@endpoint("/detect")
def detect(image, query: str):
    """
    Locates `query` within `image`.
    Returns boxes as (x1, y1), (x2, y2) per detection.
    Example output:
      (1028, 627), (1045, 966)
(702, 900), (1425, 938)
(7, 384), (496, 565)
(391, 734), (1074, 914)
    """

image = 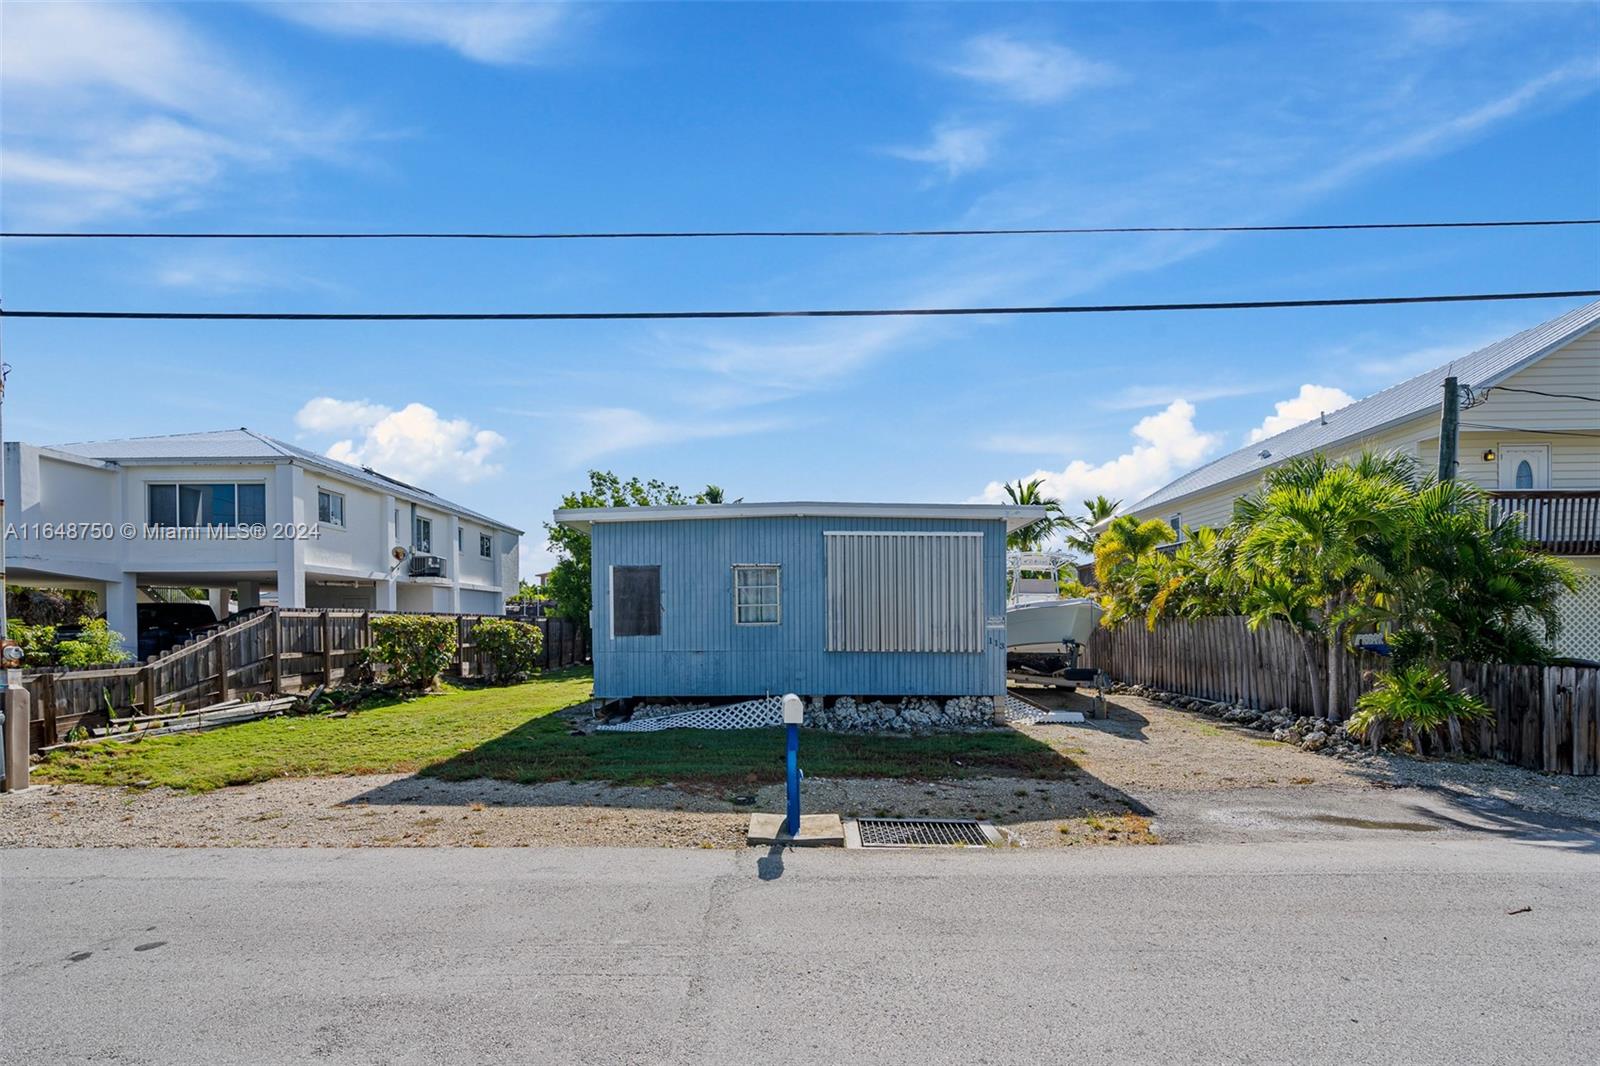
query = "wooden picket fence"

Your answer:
(1086, 617), (1599, 776)
(22, 609), (590, 752)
